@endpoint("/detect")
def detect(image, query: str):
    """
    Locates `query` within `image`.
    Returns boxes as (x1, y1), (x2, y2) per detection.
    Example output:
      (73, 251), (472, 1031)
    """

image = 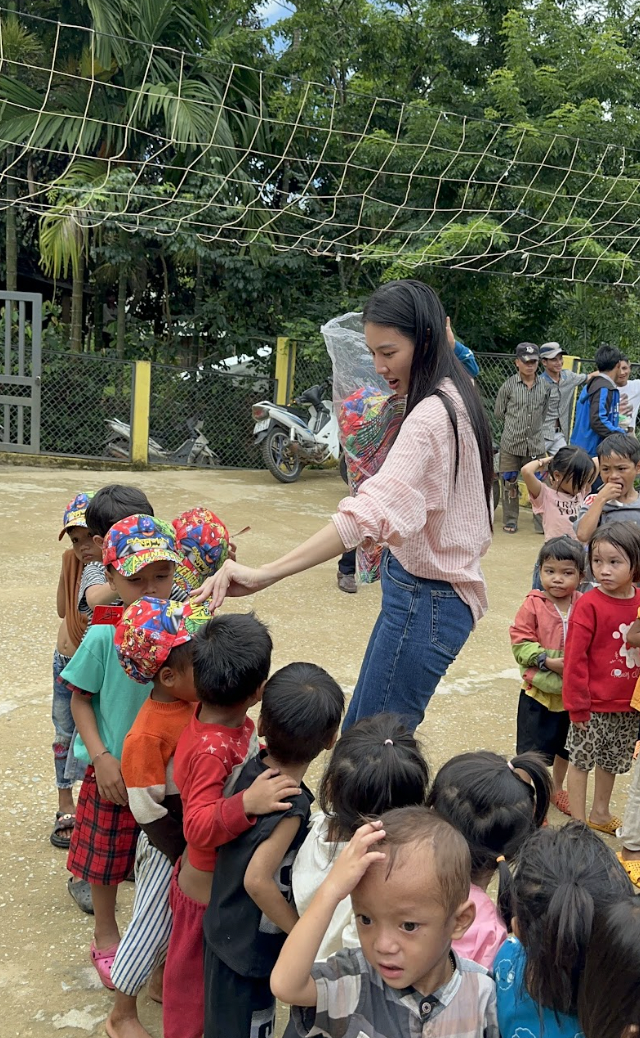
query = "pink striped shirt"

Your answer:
(332, 379), (491, 623)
